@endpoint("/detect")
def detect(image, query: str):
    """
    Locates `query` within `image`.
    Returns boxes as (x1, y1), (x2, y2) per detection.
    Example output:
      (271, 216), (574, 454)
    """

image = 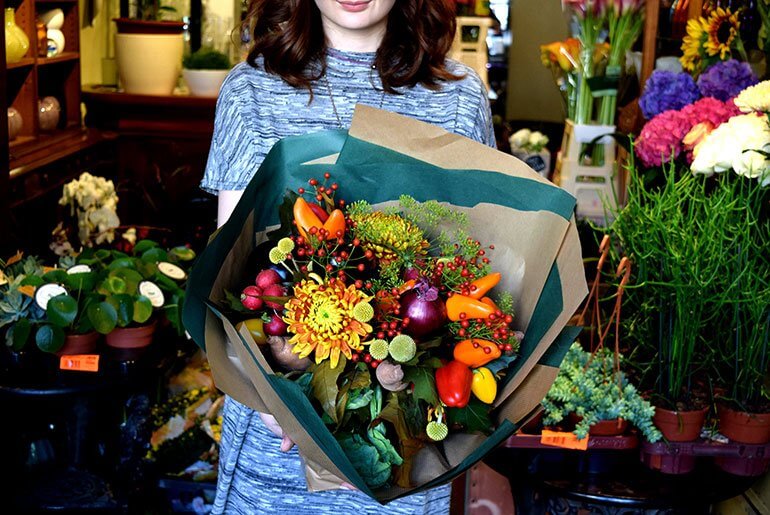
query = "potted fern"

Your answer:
(542, 342), (661, 442)
(114, 0), (185, 95)
(182, 47), (232, 97)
